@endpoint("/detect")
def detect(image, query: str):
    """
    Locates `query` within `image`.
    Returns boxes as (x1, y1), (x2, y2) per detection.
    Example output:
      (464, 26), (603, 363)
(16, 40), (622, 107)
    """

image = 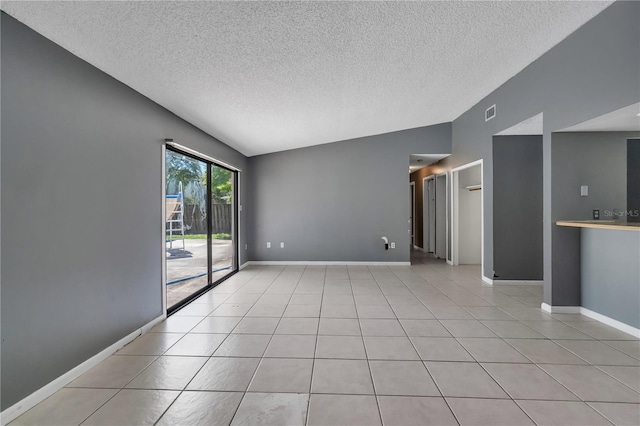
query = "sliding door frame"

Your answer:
(164, 144), (239, 315)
